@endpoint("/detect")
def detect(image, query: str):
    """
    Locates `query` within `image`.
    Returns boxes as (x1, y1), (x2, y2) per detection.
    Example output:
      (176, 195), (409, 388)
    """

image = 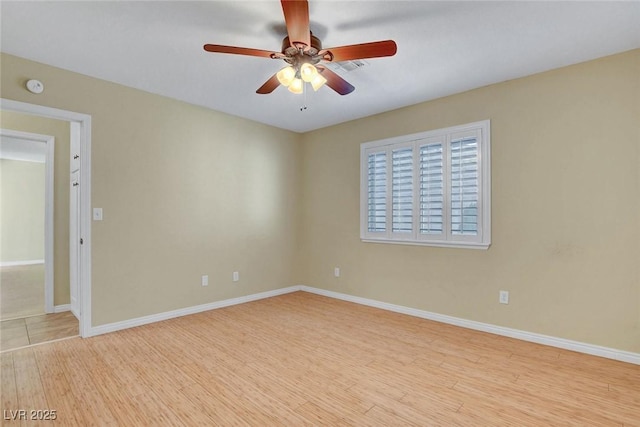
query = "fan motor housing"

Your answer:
(281, 33), (322, 57)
